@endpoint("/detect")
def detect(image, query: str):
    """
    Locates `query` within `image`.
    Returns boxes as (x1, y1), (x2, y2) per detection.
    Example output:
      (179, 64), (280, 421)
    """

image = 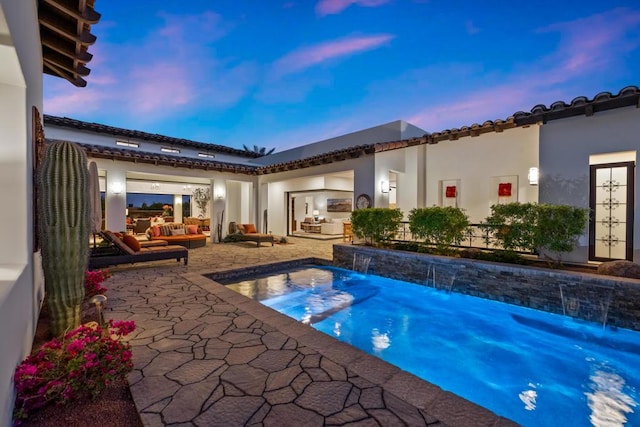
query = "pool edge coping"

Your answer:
(184, 265), (519, 427)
